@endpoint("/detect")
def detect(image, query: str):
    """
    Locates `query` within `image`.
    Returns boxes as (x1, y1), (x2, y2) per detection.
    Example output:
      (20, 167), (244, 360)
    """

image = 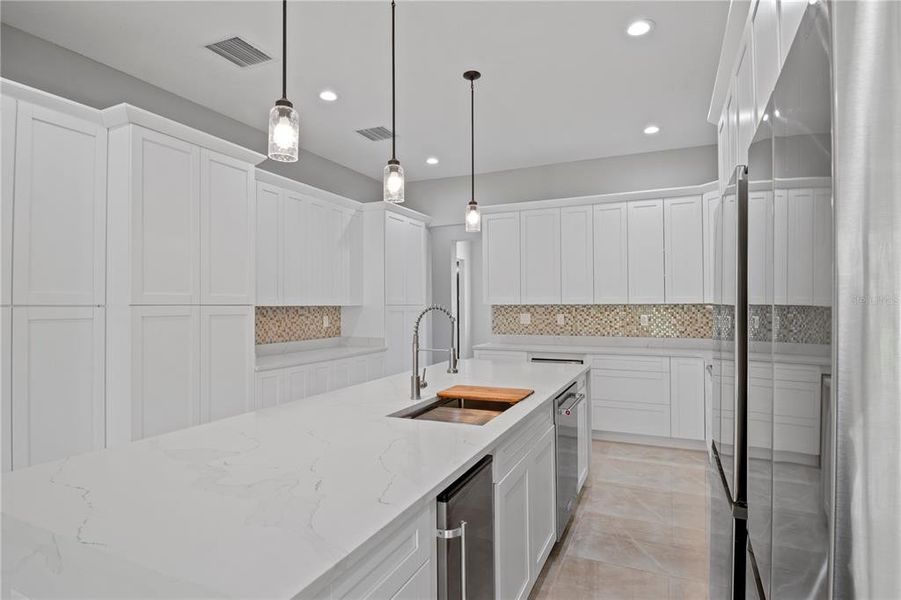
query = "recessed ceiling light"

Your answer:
(627, 19), (654, 37)
(319, 90), (338, 102)
(643, 124), (660, 135)
(426, 157), (439, 165)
